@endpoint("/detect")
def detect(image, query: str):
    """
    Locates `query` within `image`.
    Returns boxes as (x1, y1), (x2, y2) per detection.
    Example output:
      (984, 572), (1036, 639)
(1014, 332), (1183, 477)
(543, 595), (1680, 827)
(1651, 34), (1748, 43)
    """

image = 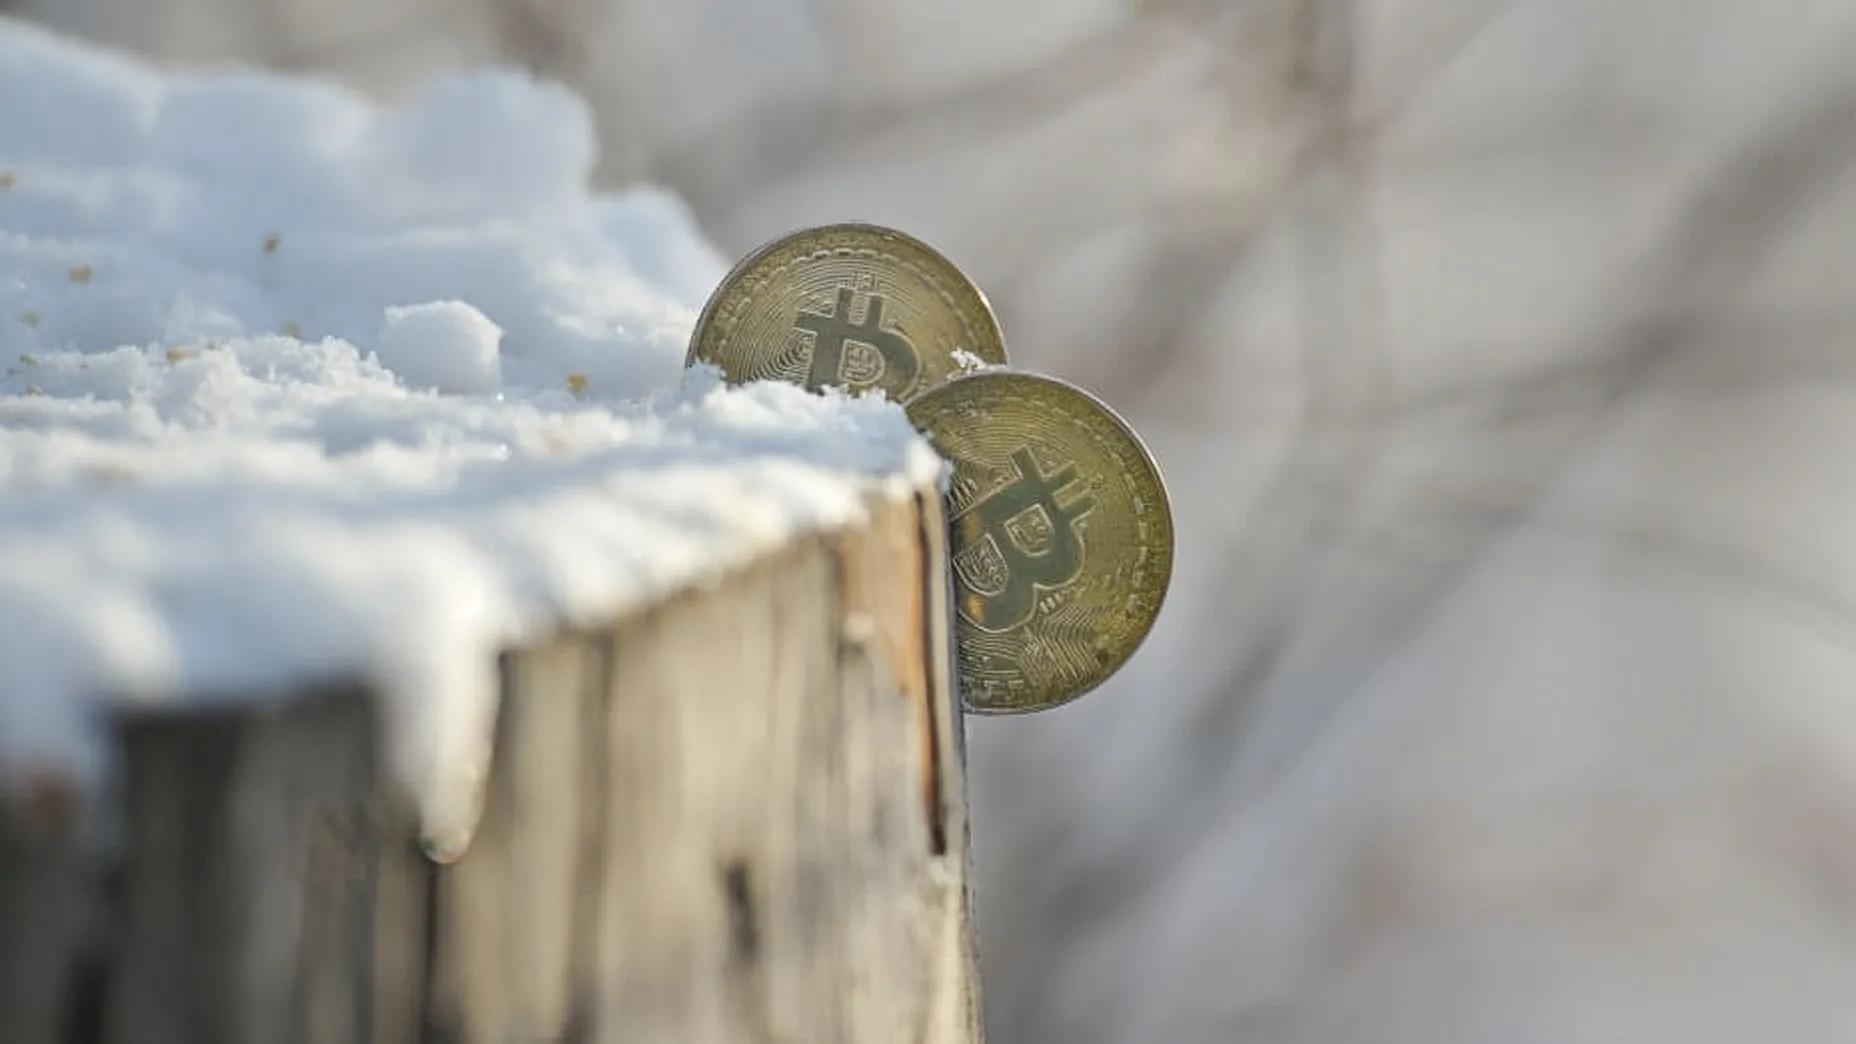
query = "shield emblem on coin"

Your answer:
(952, 534), (1011, 597)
